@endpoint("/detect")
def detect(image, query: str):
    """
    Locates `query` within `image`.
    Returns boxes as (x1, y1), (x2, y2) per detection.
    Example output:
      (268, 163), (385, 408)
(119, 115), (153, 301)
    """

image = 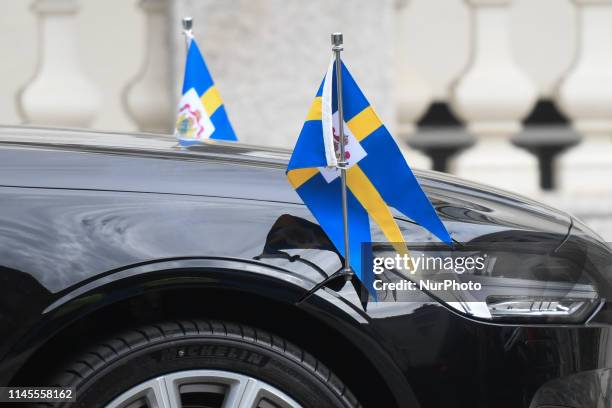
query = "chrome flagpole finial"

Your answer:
(331, 32), (343, 50)
(181, 17), (193, 53)
(182, 16), (193, 32)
